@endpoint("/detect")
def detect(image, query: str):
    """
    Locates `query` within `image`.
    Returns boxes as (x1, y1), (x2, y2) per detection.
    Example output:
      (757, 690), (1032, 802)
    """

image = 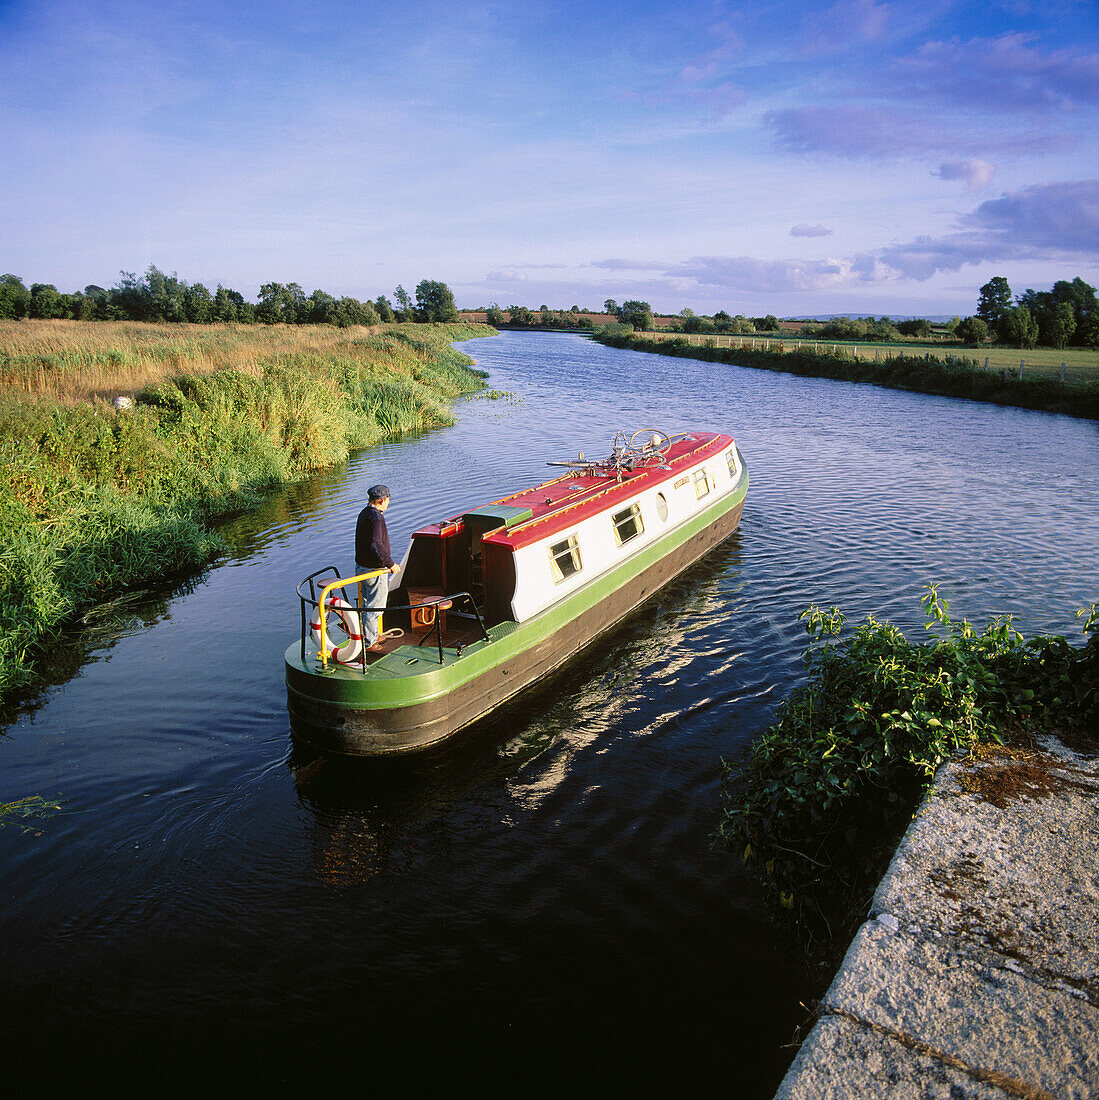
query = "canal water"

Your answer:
(3, 332), (1097, 1092)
